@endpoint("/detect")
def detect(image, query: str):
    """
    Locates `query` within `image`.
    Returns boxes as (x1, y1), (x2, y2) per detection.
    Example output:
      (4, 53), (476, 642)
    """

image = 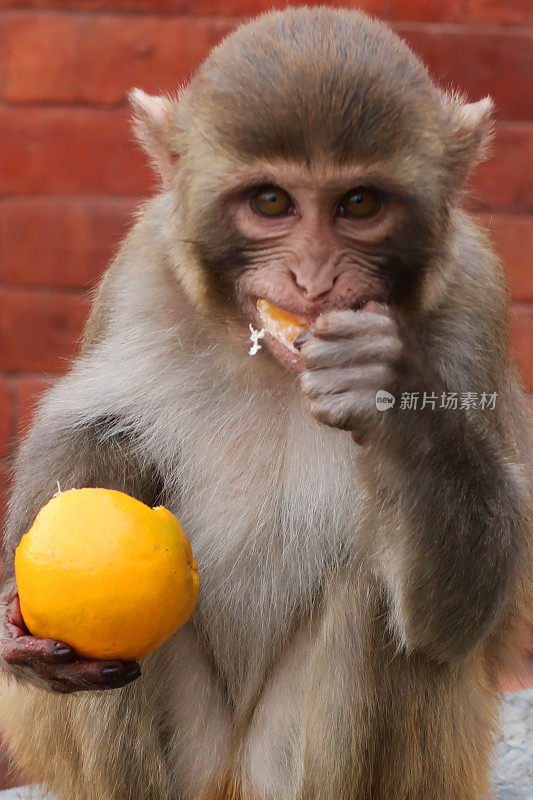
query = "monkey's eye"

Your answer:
(250, 186), (293, 217)
(337, 187), (381, 219)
